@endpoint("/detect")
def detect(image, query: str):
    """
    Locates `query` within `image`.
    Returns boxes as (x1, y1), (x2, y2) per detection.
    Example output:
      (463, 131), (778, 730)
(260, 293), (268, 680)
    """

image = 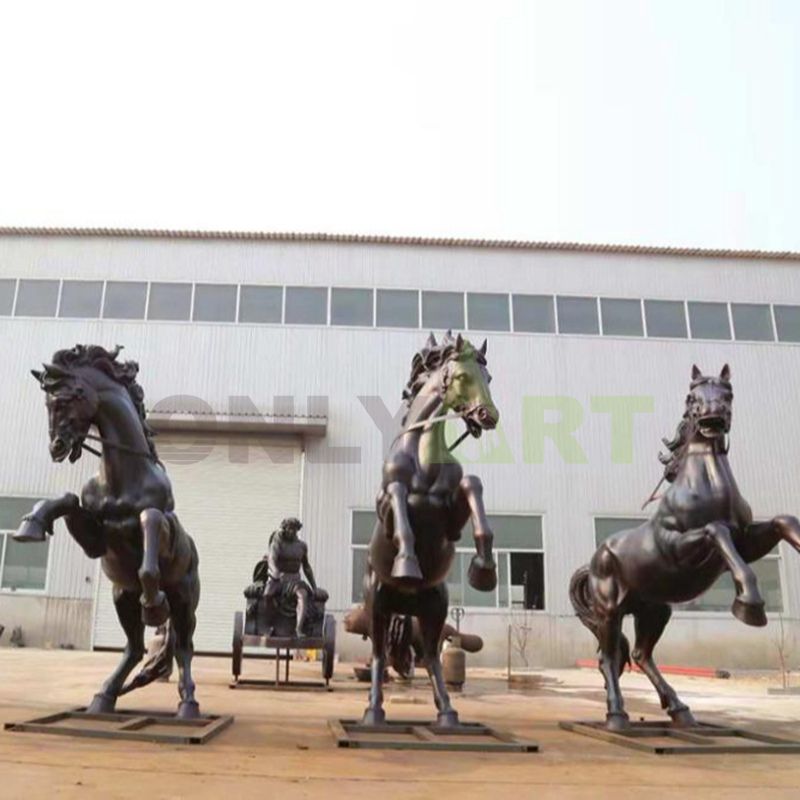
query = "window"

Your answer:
(467, 293), (510, 331)
(351, 510), (376, 603)
(422, 291), (465, 330)
(350, 511), (544, 609)
(15, 280), (59, 317)
(103, 281), (147, 319)
(594, 516), (646, 546)
(148, 283), (192, 321)
(0, 497), (49, 591)
(285, 287), (327, 324)
(512, 294), (555, 333)
(600, 298), (643, 337)
(331, 288), (373, 326)
(376, 289), (419, 328)
(556, 296), (599, 335)
(239, 285), (282, 323)
(688, 301), (731, 340)
(0, 279), (16, 315)
(593, 516), (782, 612)
(773, 305), (800, 343)
(644, 299), (687, 338)
(730, 303), (774, 342)
(193, 284), (237, 322)
(59, 281), (103, 318)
